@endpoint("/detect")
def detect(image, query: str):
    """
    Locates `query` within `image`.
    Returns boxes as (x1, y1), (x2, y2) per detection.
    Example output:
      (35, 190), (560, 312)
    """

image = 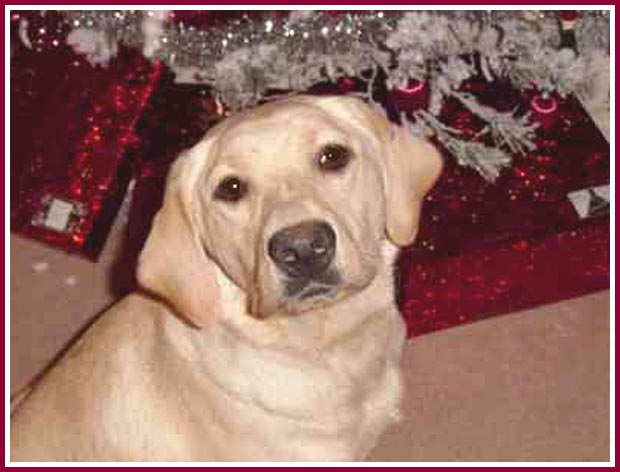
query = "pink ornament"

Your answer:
(390, 79), (429, 112)
(560, 10), (579, 22)
(530, 93), (562, 132)
(531, 95), (558, 114)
